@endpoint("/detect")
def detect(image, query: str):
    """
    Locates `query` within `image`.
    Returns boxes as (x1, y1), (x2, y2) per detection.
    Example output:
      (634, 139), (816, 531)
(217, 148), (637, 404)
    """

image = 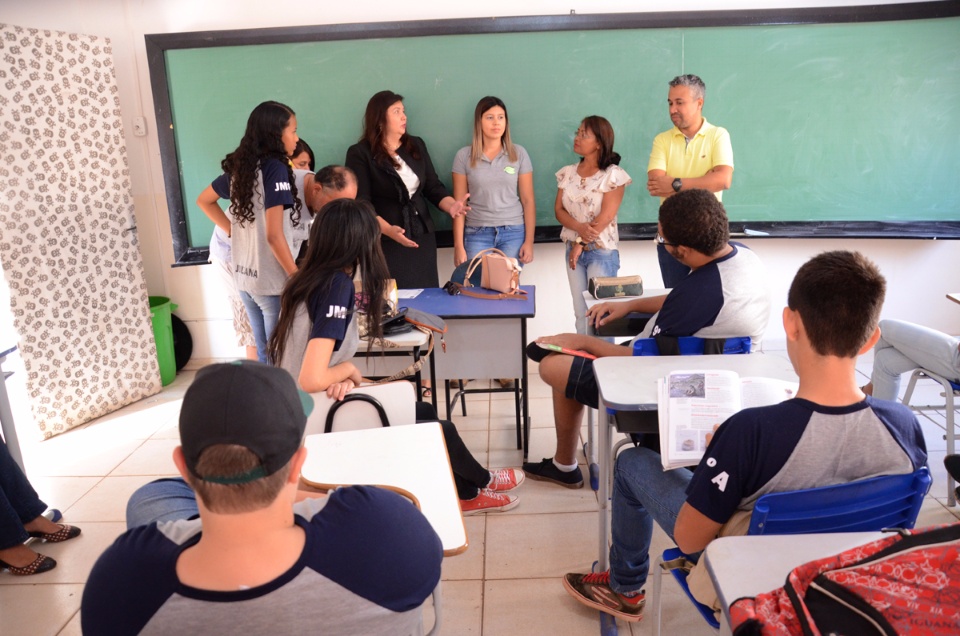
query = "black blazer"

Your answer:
(345, 136), (450, 239)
